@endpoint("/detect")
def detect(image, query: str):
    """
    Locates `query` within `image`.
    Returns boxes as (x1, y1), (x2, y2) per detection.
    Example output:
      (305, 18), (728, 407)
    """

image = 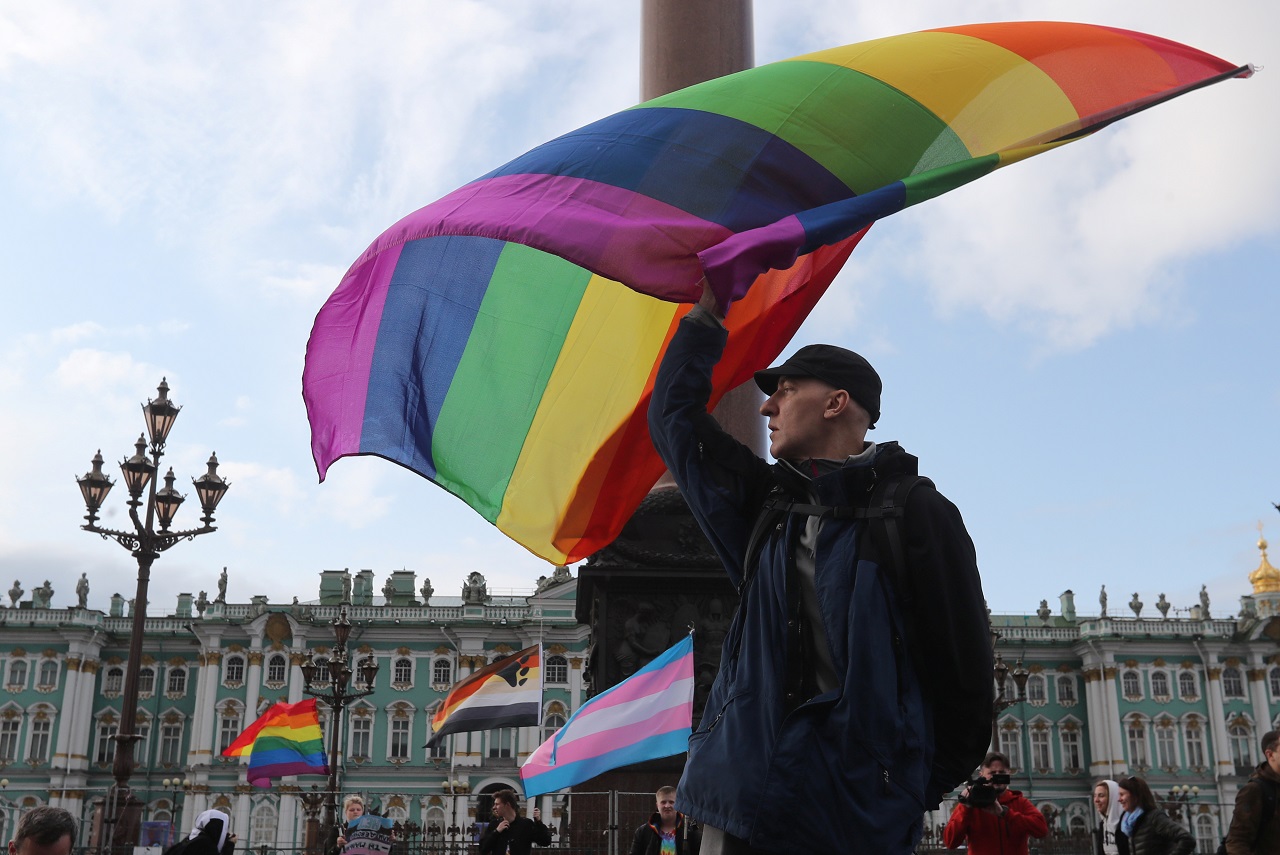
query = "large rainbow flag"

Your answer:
(222, 698), (328, 788)
(427, 646), (541, 747)
(303, 22), (1250, 564)
(521, 634), (694, 797)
